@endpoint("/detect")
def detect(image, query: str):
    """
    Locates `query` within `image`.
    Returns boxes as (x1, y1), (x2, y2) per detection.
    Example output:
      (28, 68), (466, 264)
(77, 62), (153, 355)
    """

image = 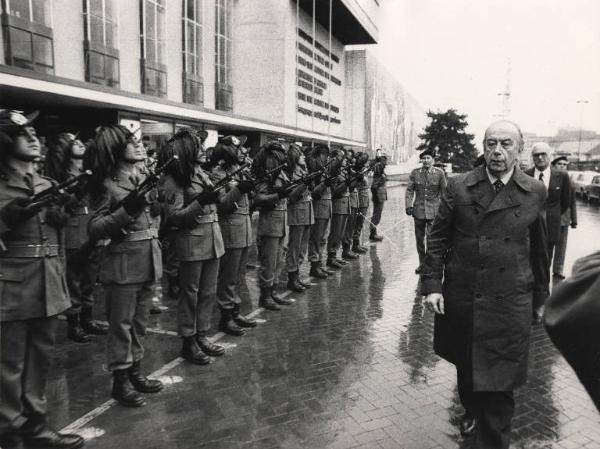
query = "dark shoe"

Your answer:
(22, 427), (84, 449)
(167, 274), (180, 298)
(66, 314), (92, 343)
(287, 271), (306, 293)
(0, 433), (24, 449)
(297, 276), (311, 288)
(128, 361), (163, 393)
(271, 287), (293, 305)
(196, 335), (225, 357)
(80, 307), (108, 335)
(259, 288), (281, 311)
(326, 258), (343, 269)
(181, 336), (210, 365)
(352, 242), (368, 254)
(310, 262), (328, 279)
(342, 250), (359, 260)
(336, 258), (349, 265)
(459, 412), (476, 436)
(112, 369), (146, 407)
(219, 308), (246, 336)
(370, 233), (383, 242)
(553, 272), (566, 280)
(232, 304), (257, 328)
